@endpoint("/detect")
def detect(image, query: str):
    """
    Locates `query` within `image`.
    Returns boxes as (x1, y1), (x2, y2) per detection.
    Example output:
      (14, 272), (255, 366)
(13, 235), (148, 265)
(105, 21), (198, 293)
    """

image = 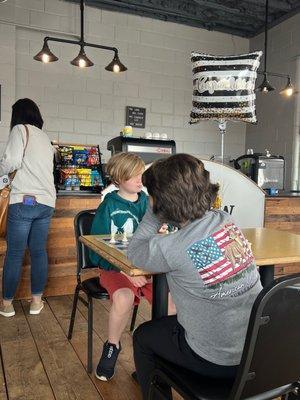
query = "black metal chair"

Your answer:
(67, 209), (138, 373)
(148, 274), (300, 400)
